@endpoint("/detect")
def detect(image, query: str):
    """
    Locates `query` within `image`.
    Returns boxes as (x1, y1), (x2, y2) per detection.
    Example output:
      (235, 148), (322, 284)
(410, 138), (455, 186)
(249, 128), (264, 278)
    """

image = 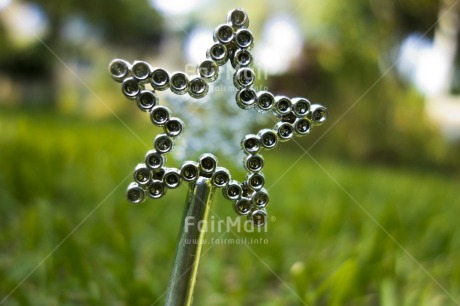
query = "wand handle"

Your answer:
(165, 177), (215, 306)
